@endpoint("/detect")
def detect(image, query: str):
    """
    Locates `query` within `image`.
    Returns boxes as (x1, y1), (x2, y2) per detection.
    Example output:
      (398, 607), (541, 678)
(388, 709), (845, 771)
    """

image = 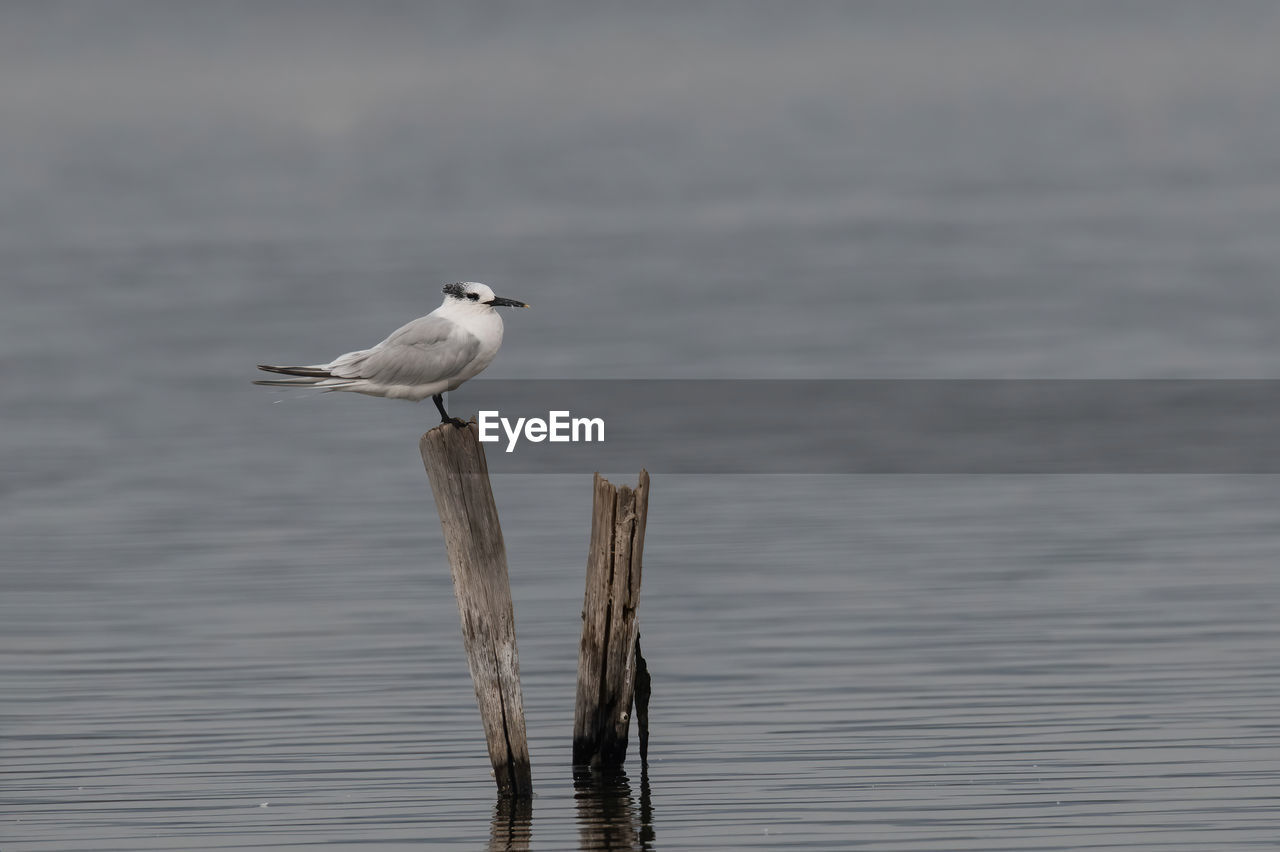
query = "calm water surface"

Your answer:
(3, 2), (1279, 849)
